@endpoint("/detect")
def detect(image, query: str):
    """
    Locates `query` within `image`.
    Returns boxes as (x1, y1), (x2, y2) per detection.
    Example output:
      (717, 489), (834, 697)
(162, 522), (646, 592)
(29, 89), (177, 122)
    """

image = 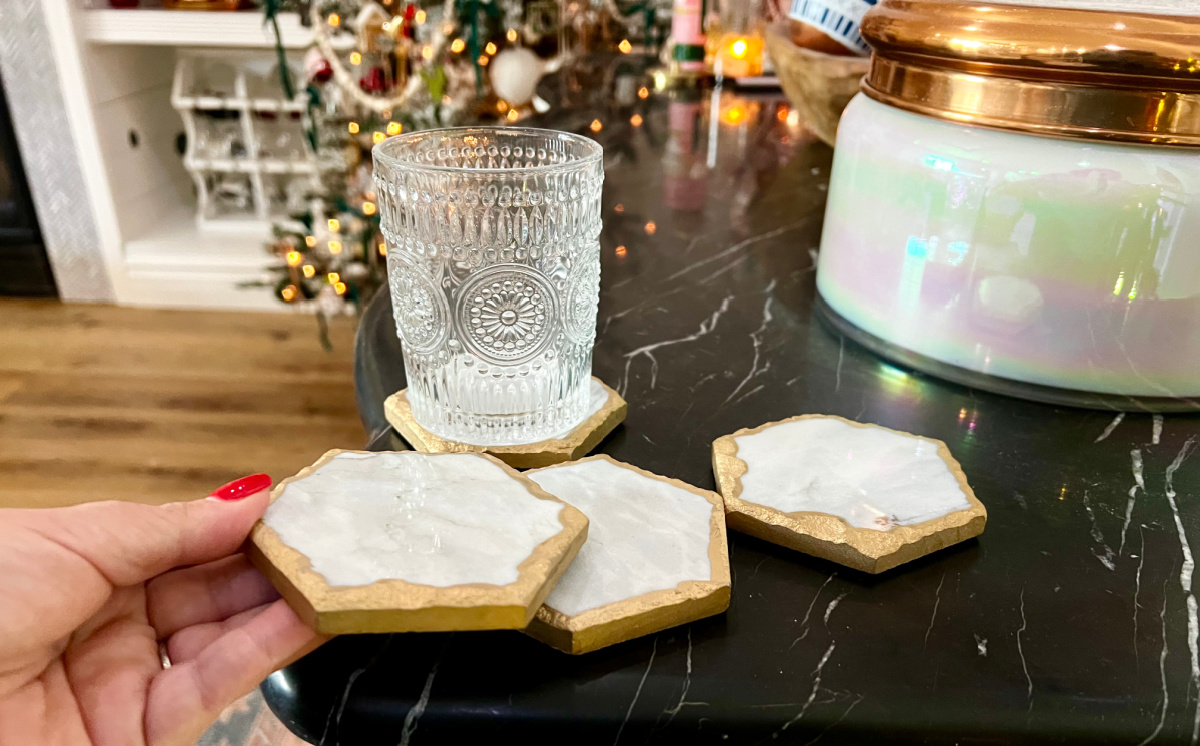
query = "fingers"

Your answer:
(164, 602), (273, 664)
(20, 478), (272, 588)
(147, 554), (279, 639)
(144, 600), (324, 746)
